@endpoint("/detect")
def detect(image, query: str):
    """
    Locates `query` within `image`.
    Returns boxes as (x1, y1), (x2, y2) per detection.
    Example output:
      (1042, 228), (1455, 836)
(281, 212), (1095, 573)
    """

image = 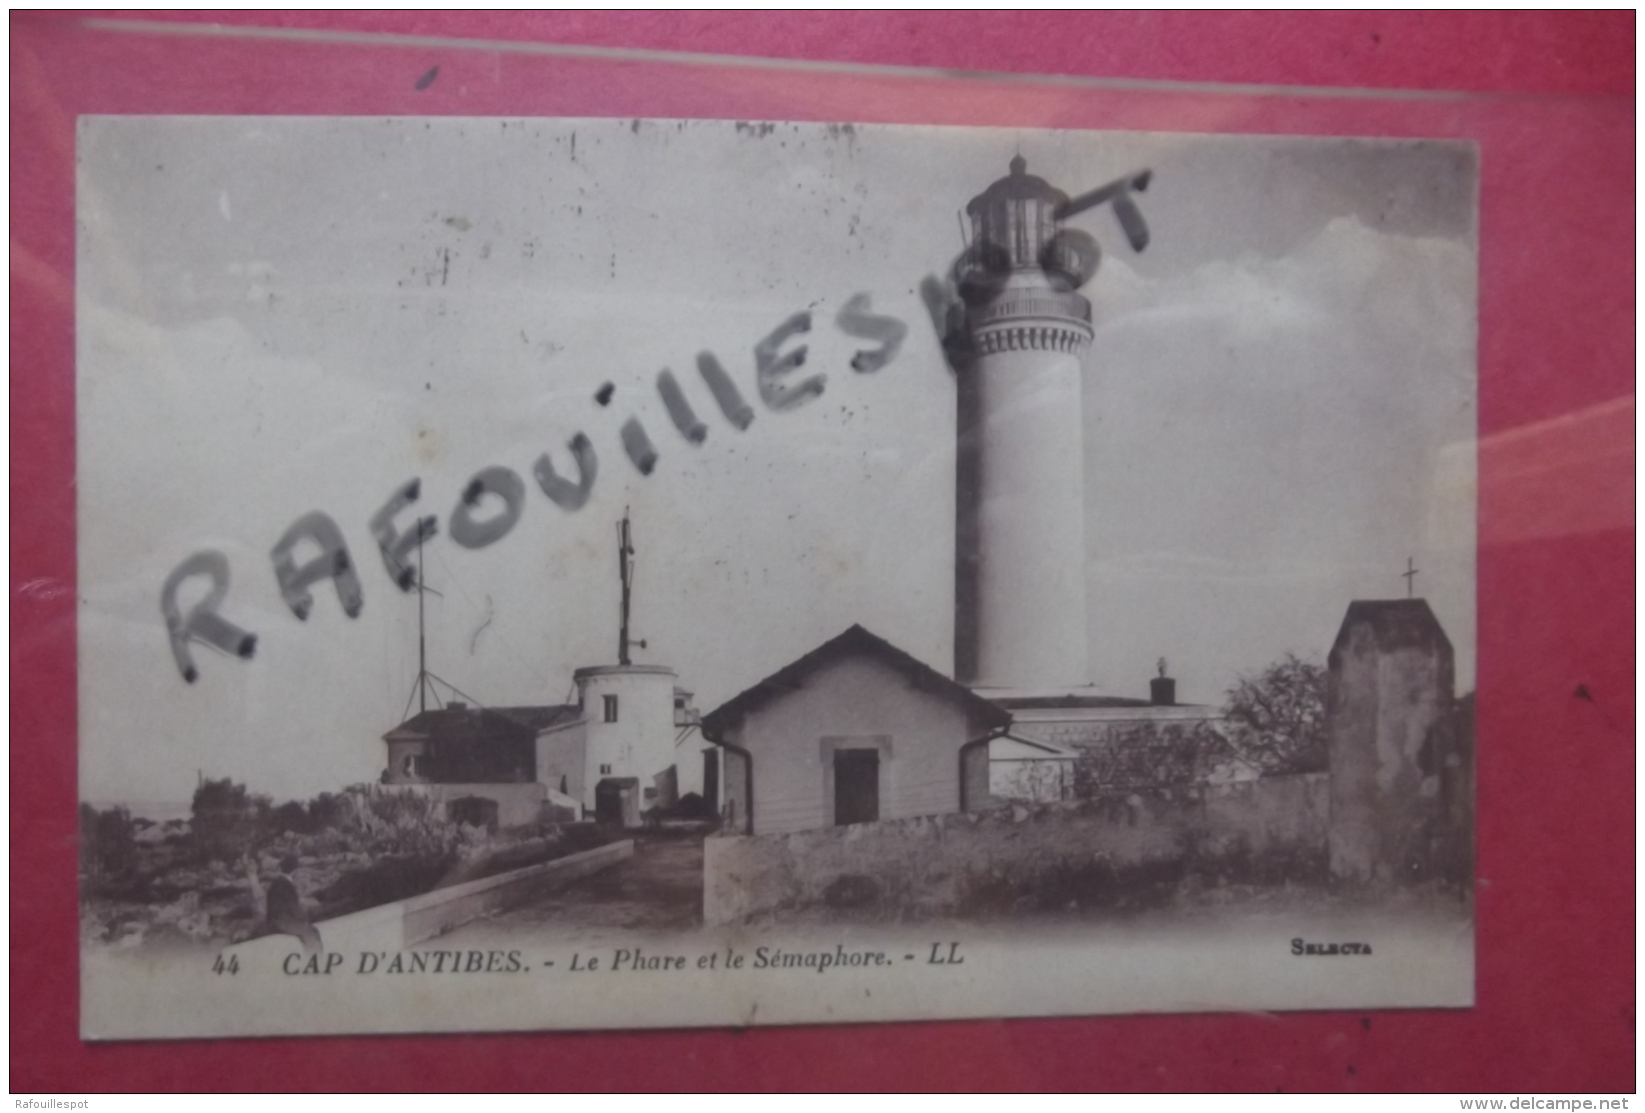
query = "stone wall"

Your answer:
(703, 773), (1327, 925)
